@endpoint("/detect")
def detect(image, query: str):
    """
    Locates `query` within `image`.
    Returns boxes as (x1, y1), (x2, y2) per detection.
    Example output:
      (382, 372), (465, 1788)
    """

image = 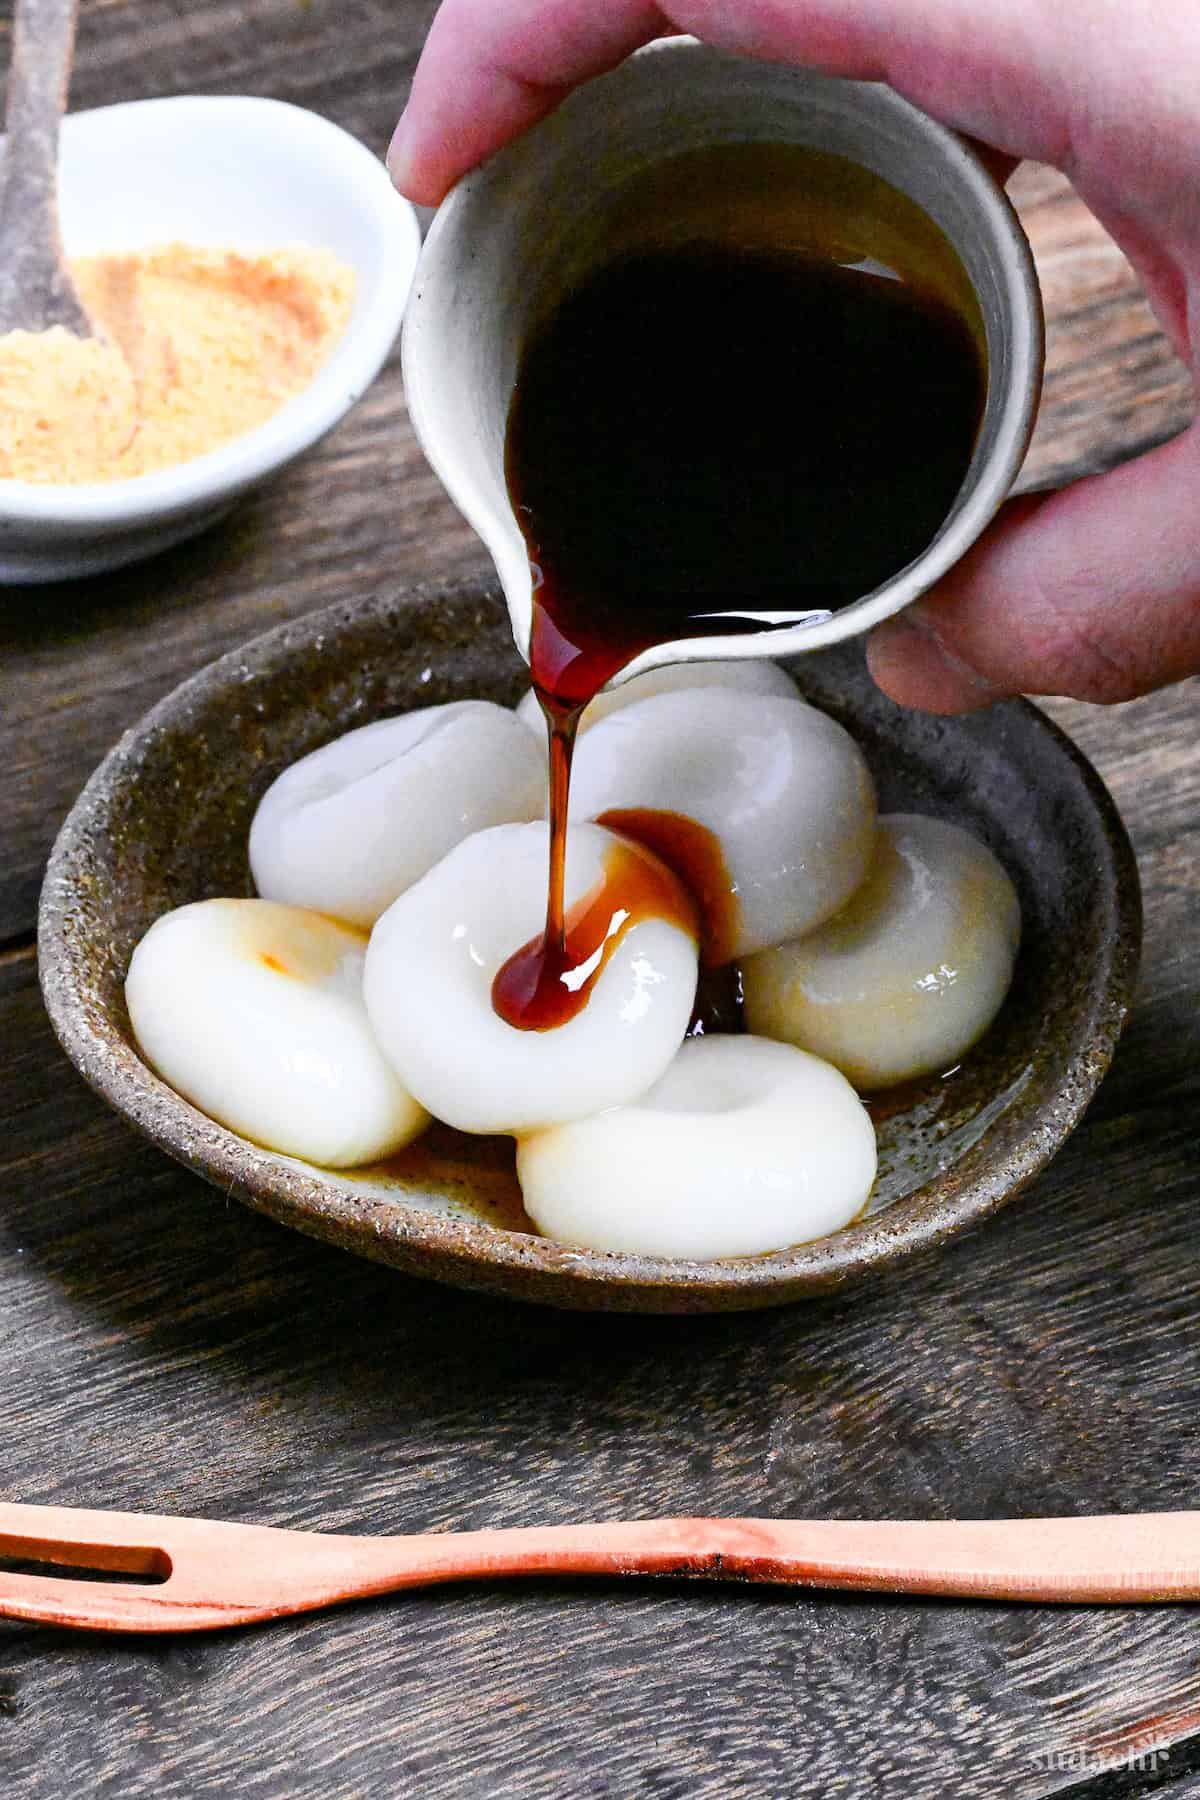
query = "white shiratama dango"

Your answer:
(742, 814), (1021, 1088)
(362, 821), (699, 1135)
(125, 899), (429, 1166)
(566, 688), (876, 961)
(515, 658), (801, 741)
(249, 701), (544, 928)
(517, 1036), (877, 1258)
